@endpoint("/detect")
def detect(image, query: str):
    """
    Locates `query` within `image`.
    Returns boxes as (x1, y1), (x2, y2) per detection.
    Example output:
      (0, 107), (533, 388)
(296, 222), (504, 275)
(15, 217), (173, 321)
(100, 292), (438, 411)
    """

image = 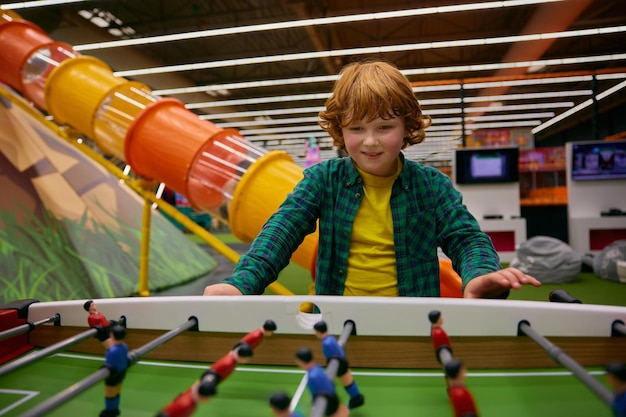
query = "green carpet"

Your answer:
(508, 269), (626, 306)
